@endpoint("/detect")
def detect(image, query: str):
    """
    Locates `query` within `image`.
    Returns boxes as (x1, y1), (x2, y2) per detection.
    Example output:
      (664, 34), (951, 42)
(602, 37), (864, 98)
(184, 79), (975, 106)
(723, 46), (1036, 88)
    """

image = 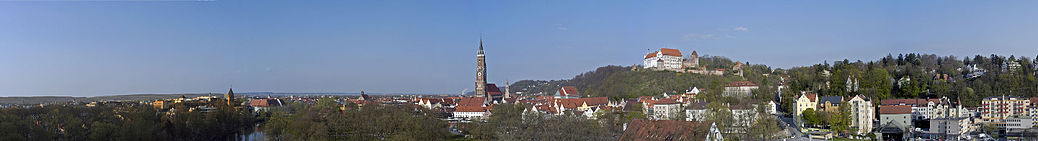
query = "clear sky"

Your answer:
(2, 0), (1038, 96)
